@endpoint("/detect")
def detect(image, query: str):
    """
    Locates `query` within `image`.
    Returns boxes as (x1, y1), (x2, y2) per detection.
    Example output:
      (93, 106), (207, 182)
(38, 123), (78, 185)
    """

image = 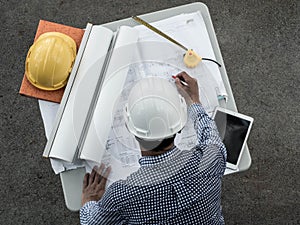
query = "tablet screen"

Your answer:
(214, 110), (251, 165)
